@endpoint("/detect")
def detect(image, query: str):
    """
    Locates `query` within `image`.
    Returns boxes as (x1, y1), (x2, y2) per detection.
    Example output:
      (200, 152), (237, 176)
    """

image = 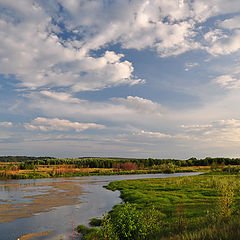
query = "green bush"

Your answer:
(89, 218), (103, 227)
(101, 202), (161, 240)
(77, 225), (90, 235)
(102, 203), (143, 240)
